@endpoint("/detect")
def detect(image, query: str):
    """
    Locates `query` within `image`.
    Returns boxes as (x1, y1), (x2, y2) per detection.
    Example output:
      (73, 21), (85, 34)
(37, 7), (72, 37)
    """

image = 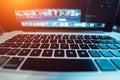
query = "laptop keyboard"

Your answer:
(0, 34), (120, 71)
